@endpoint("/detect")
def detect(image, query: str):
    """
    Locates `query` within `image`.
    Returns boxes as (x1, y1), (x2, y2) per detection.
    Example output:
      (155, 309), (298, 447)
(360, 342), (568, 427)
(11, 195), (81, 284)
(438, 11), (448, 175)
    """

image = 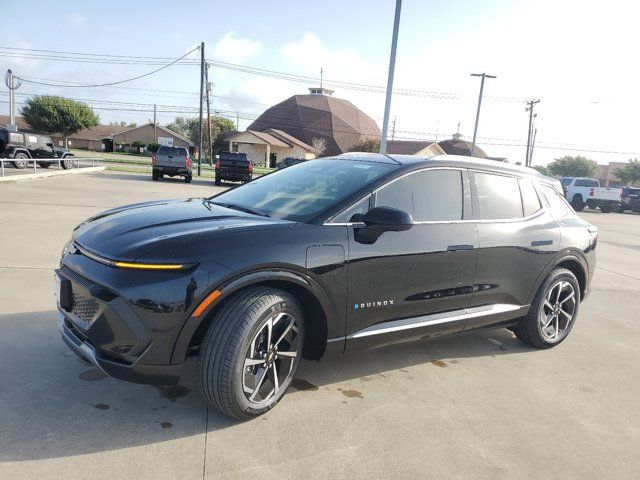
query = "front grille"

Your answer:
(71, 289), (101, 324)
(61, 265), (94, 290)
